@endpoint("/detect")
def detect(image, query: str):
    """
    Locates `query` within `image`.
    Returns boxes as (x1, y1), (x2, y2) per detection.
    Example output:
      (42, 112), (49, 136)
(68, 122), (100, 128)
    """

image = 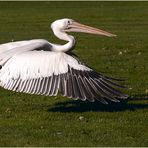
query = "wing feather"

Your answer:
(99, 79), (128, 98)
(53, 75), (60, 96)
(59, 74), (65, 96)
(28, 79), (36, 94)
(49, 75), (57, 96)
(43, 77), (51, 95)
(32, 79), (40, 94)
(48, 75), (54, 96)
(37, 78), (43, 94)
(66, 73), (71, 98)
(39, 77), (47, 95)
